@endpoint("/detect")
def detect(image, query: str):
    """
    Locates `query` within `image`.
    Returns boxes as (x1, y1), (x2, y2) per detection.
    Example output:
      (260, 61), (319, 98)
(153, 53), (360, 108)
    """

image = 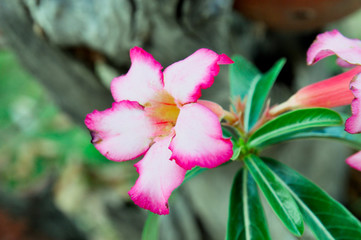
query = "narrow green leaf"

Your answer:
(244, 59), (286, 132)
(222, 125), (242, 141)
(226, 168), (271, 240)
(222, 126), (243, 160)
(229, 55), (261, 99)
(248, 108), (343, 148)
(255, 125), (361, 149)
(263, 157), (361, 240)
(142, 212), (160, 240)
(184, 166), (206, 182)
(231, 145), (242, 160)
(244, 154), (304, 236)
